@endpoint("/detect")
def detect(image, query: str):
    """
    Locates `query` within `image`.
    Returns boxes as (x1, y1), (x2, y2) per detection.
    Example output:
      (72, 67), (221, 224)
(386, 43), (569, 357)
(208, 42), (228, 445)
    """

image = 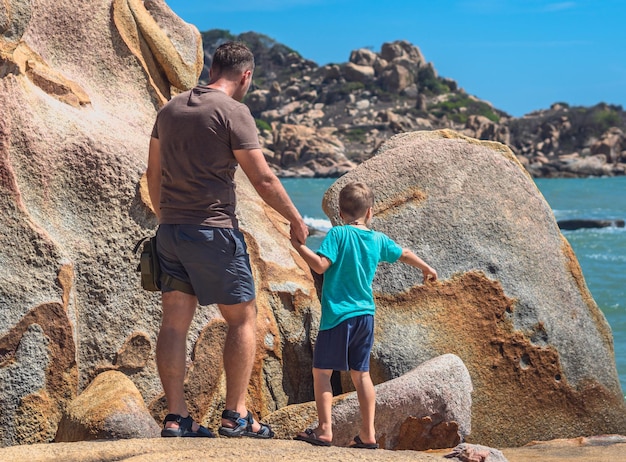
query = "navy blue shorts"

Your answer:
(313, 314), (374, 372)
(156, 224), (255, 306)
